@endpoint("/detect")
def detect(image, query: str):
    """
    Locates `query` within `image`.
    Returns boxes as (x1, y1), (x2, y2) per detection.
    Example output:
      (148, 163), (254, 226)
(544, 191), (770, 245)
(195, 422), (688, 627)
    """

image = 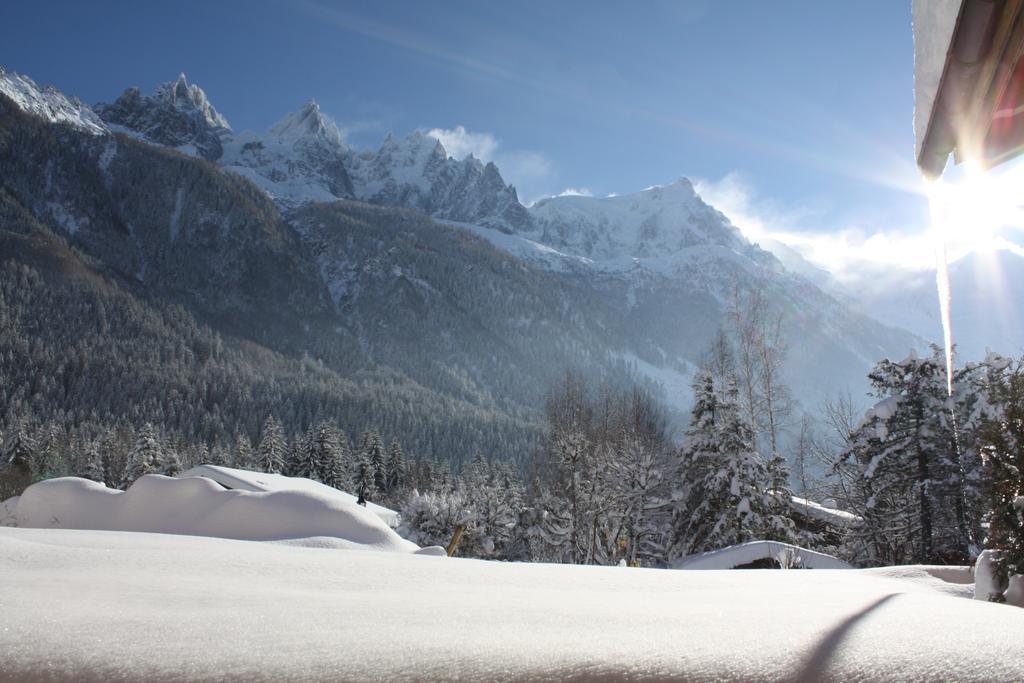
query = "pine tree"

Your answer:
(385, 438), (406, 494)
(977, 355), (1024, 593)
(2, 421), (37, 470)
(353, 450), (374, 501)
(840, 347), (972, 565)
(322, 430), (350, 491)
(670, 373), (773, 558)
(234, 434), (254, 471)
(363, 431), (387, 495)
(208, 444), (231, 468)
(309, 421), (346, 487)
(161, 446), (183, 477)
(123, 423), (161, 486)
(0, 421), (36, 499)
(256, 416), (286, 474)
(80, 441), (106, 484)
(291, 427), (320, 481)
